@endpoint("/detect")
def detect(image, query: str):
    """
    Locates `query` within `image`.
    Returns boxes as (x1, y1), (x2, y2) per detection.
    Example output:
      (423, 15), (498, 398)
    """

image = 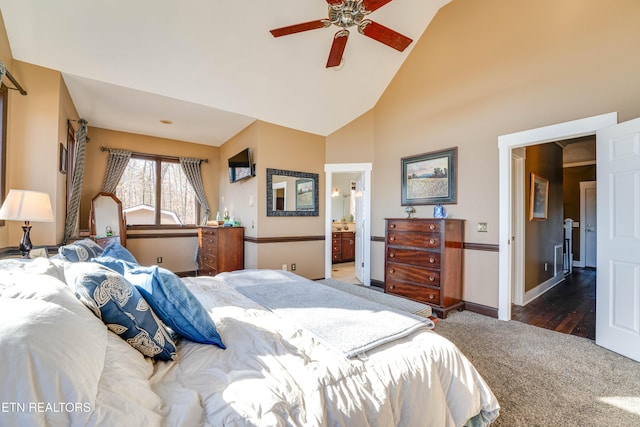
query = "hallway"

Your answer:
(511, 268), (596, 340)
